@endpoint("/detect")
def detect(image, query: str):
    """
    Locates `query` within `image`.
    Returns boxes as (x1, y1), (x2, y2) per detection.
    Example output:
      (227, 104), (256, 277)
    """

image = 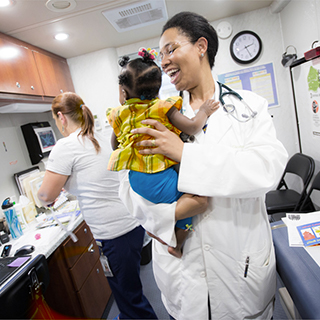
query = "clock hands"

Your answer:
(245, 45), (252, 57)
(238, 42), (254, 57)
